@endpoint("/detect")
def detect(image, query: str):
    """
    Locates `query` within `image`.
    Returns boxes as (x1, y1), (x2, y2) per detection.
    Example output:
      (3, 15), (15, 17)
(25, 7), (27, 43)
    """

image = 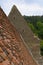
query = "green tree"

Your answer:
(37, 21), (43, 39)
